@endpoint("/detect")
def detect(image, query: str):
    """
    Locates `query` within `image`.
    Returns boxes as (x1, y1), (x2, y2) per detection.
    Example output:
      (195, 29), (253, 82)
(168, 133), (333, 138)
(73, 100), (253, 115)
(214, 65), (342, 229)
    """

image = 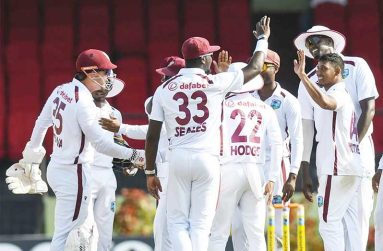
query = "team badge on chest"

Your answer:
(270, 99), (281, 109)
(342, 68), (349, 78)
